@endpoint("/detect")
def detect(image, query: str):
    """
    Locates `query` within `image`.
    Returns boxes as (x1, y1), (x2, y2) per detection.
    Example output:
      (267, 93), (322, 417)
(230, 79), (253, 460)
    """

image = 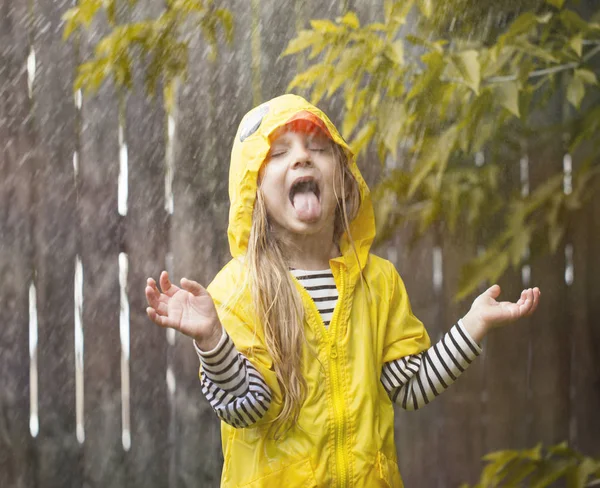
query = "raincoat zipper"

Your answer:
(294, 267), (350, 487)
(317, 269), (350, 488)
